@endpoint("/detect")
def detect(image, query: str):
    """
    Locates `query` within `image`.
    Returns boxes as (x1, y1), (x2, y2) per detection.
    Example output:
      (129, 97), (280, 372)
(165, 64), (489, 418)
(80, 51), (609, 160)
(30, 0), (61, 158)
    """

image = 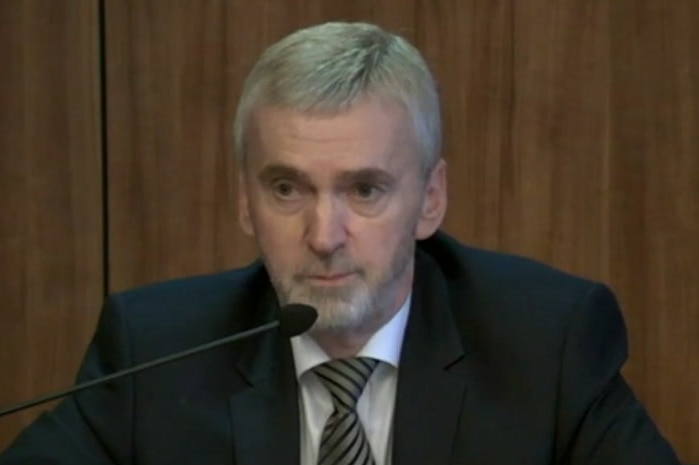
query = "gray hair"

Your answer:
(233, 22), (441, 173)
